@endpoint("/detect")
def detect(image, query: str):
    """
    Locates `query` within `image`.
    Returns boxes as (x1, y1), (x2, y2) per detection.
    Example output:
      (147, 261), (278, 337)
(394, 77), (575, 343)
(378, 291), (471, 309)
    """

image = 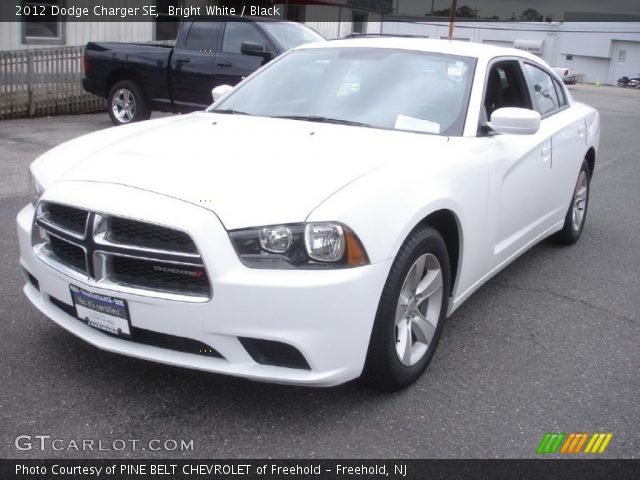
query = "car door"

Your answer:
(212, 21), (274, 88)
(481, 60), (555, 268)
(523, 63), (587, 225)
(170, 20), (222, 109)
